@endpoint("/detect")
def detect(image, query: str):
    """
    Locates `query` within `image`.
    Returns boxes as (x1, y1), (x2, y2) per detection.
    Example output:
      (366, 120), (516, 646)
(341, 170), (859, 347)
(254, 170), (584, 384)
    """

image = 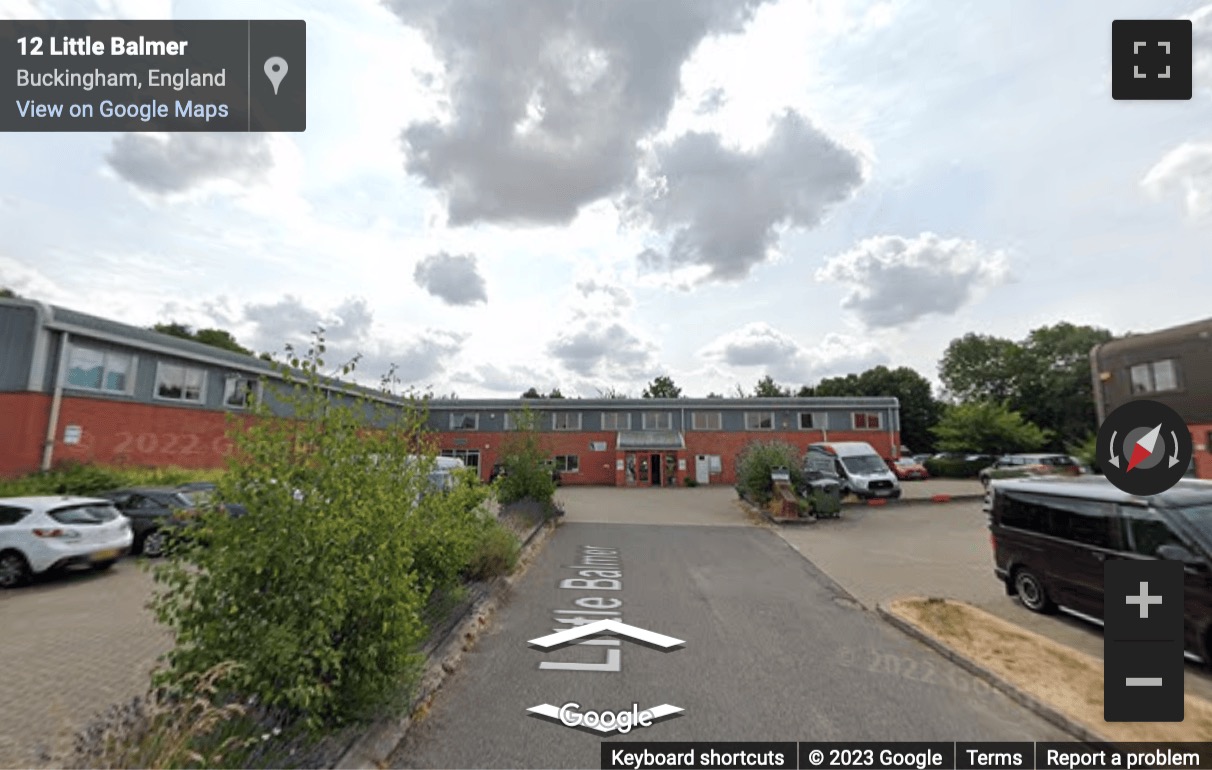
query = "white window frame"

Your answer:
(745, 412), (774, 430)
(552, 412), (582, 431)
(601, 412), (632, 430)
(852, 411), (882, 430)
(65, 343), (135, 395)
(449, 412), (479, 431)
(798, 412), (820, 430)
(441, 448), (481, 469)
(691, 412), (722, 431)
(223, 375), (260, 410)
(642, 411), (672, 430)
(554, 454), (580, 473)
(503, 412), (517, 430)
(154, 361), (207, 404)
